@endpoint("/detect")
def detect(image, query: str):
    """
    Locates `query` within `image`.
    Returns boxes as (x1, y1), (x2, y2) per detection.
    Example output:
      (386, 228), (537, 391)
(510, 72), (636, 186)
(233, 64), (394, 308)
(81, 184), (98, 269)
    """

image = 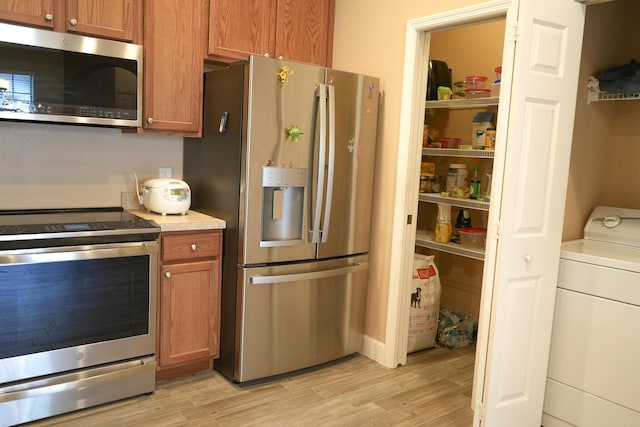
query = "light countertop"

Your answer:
(129, 209), (226, 232)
